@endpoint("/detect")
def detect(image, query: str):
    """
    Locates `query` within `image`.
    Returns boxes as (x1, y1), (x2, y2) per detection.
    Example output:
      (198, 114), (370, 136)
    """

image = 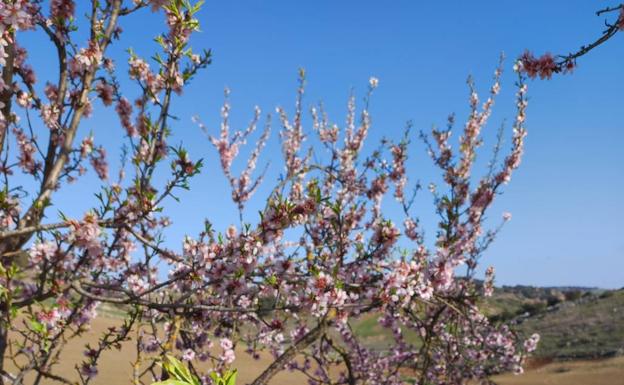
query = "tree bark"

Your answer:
(0, 37), (15, 158)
